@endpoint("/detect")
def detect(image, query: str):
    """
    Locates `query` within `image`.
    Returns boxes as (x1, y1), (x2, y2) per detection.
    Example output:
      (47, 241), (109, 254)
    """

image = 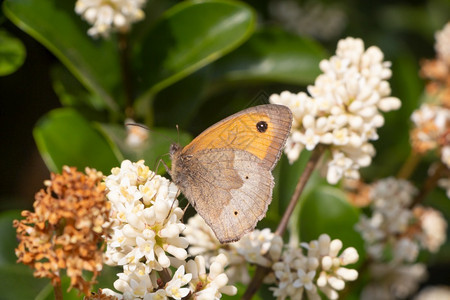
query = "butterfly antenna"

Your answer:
(125, 122), (178, 145)
(183, 202), (190, 215)
(125, 122), (149, 130)
(164, 189), (182, 224)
